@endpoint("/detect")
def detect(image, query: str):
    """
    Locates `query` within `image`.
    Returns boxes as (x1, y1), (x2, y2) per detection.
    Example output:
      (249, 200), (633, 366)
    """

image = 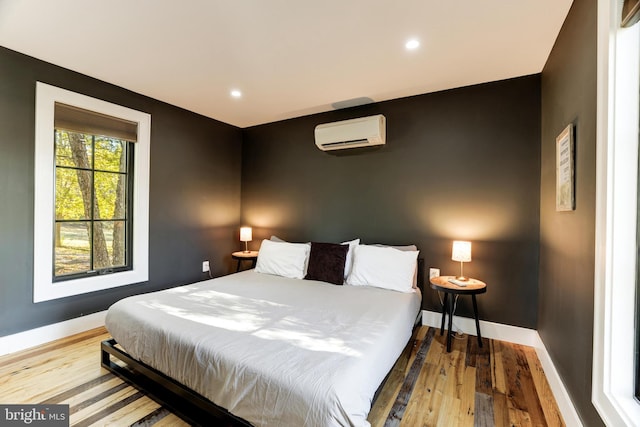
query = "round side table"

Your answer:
(232, 251), (259, 272)
(429, 276), (487, 352)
